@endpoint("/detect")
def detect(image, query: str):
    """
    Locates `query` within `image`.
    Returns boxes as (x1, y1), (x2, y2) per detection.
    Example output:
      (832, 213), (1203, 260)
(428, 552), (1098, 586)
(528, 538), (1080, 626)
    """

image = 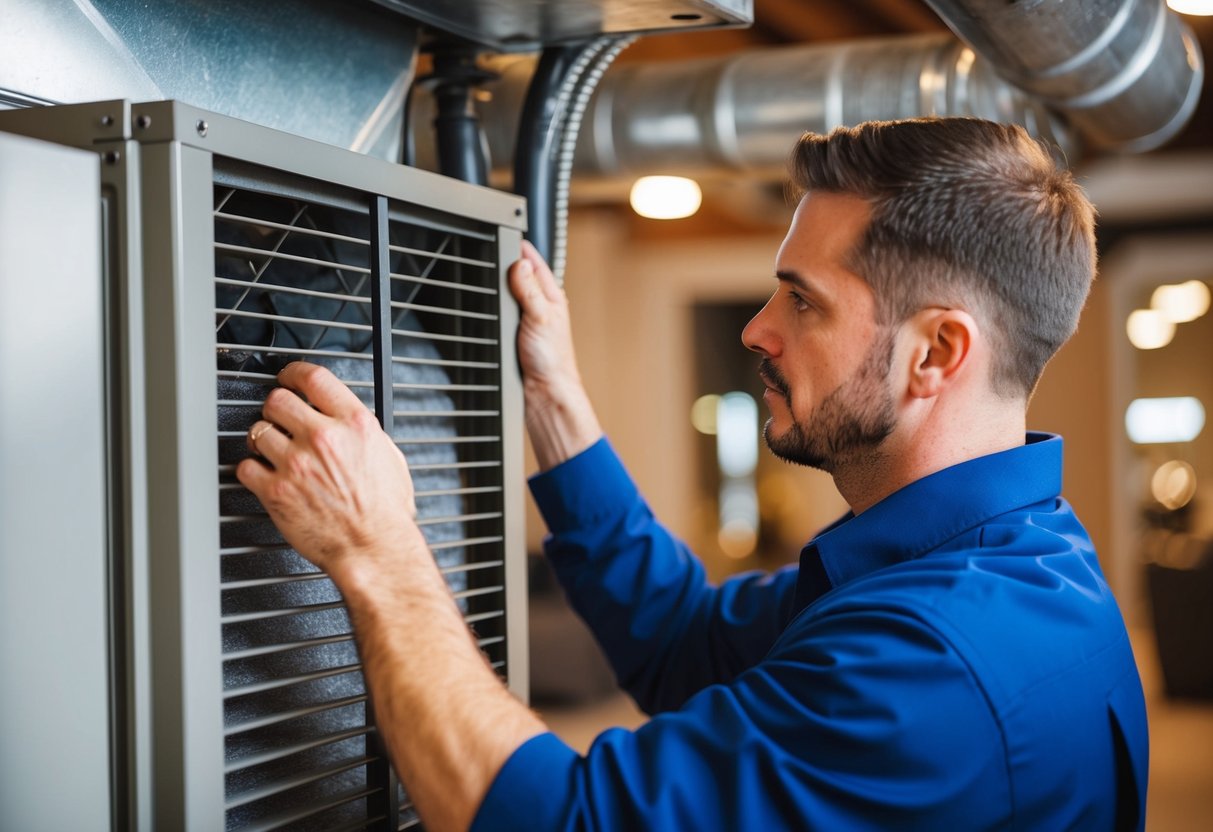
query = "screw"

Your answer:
(196, 119), (209, 137)
(100, 115), (114, 127)
(514, 207), (523, 217)
(134, 114), (151, 129)
(103, 150), (121, 165)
